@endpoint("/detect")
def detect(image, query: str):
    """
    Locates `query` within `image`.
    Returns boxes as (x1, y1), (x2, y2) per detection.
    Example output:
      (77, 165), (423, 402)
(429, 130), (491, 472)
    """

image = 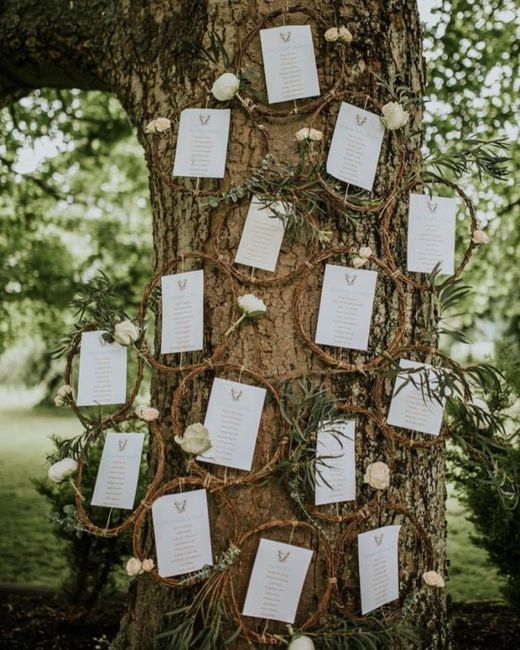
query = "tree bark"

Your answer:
(0, 1), (449, 648)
